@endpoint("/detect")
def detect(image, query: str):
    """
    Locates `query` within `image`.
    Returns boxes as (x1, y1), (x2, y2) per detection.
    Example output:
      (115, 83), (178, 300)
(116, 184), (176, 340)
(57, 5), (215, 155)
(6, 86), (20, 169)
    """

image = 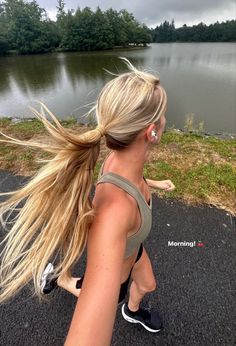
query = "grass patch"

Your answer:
(184, 162), (236, 195)
(5, 153), (17, 161)
(0, 116), (78, 139)
(0, 117), (12, 128)
(19, 149), (34, 162)
(60, 116), (77, 127)
(11, 119), (45, 135)
(0, 119), (235, 215)
(0, 144), (12, 155)
(201, 136), (236, 160)
(144, 160), (178, 180)
(162, 130), (205, 145)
